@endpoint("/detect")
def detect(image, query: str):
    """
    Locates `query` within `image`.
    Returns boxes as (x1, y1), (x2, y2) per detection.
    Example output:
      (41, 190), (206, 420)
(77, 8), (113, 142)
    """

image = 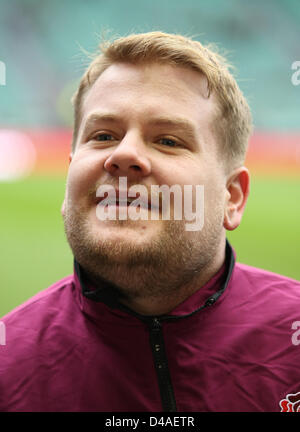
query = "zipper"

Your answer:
(148, 317), (177, 412)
